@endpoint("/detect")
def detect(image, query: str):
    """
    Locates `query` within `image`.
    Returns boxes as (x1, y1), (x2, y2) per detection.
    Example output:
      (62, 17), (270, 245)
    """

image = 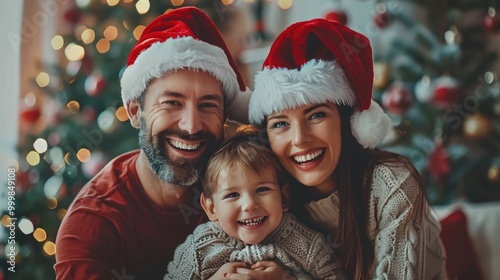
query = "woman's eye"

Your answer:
(224, 192), (239, 199)
(270, 121), (288, 130)
(310, 111), (326, 120)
